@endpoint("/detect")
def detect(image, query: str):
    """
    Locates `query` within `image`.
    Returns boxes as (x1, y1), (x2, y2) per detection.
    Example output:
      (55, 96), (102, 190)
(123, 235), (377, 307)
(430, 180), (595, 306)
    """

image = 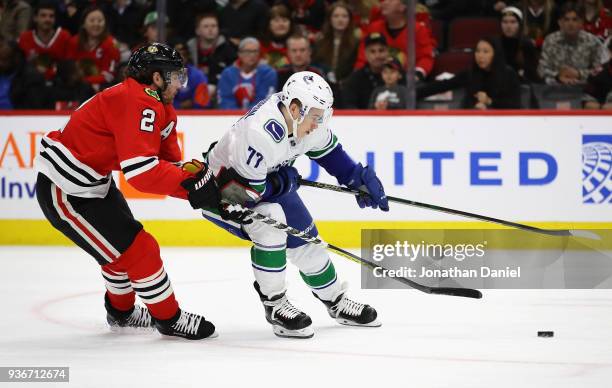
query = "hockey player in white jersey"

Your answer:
(203, 71), (389, 338)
